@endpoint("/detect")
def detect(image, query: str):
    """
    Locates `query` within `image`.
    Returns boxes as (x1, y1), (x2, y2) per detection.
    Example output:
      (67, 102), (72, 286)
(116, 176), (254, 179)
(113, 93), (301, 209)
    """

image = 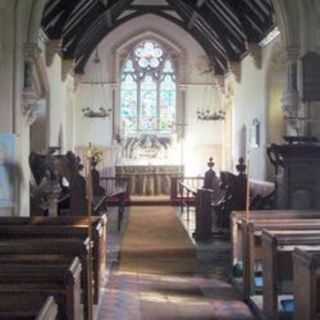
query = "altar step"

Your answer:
(128, 195), (173, 206)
